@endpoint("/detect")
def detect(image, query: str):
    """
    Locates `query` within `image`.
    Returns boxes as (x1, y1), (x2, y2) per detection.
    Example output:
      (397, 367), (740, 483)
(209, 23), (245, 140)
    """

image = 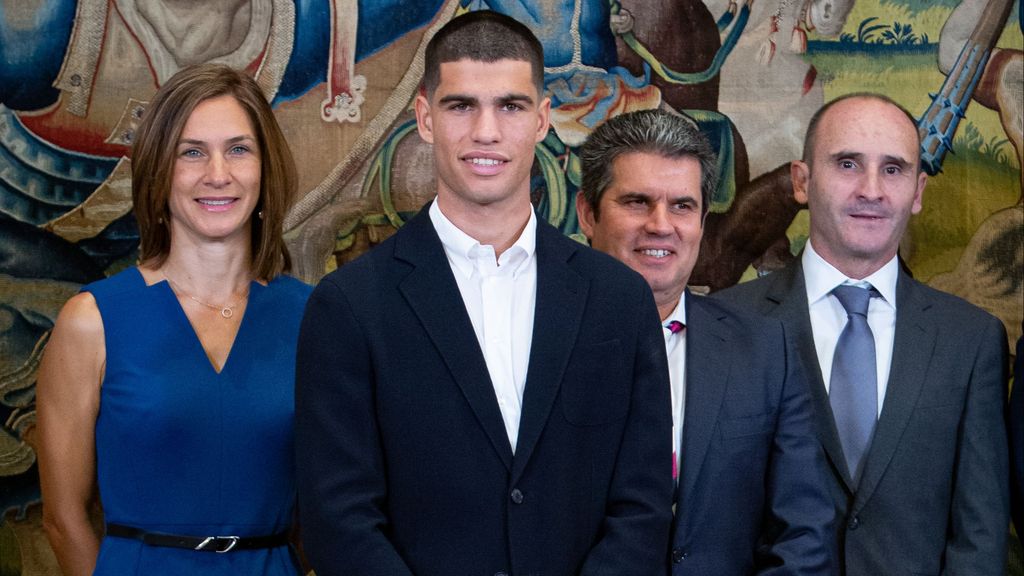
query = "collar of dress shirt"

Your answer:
(663, 293), (688, 339)
(429, 198), (538, 277)
(802, 240), (899, 309)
